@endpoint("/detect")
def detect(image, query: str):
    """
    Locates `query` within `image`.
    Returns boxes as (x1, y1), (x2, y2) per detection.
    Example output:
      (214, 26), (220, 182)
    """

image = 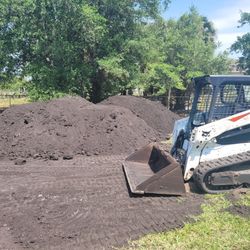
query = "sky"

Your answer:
(163, 0), (250, 57)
